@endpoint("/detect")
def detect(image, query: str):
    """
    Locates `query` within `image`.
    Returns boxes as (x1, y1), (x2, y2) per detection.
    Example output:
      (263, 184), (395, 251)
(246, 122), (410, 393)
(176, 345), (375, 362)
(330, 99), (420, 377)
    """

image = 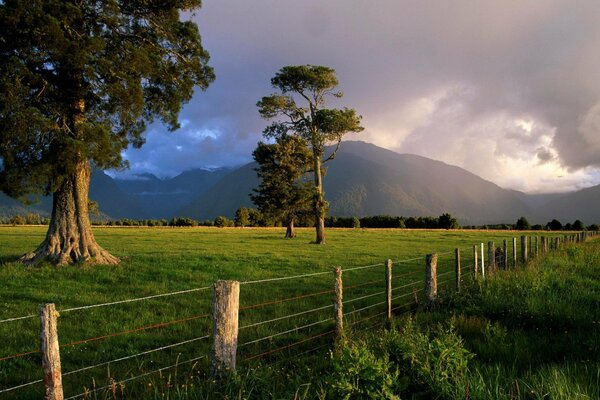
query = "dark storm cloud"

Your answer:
(117, 0), (600, 192)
